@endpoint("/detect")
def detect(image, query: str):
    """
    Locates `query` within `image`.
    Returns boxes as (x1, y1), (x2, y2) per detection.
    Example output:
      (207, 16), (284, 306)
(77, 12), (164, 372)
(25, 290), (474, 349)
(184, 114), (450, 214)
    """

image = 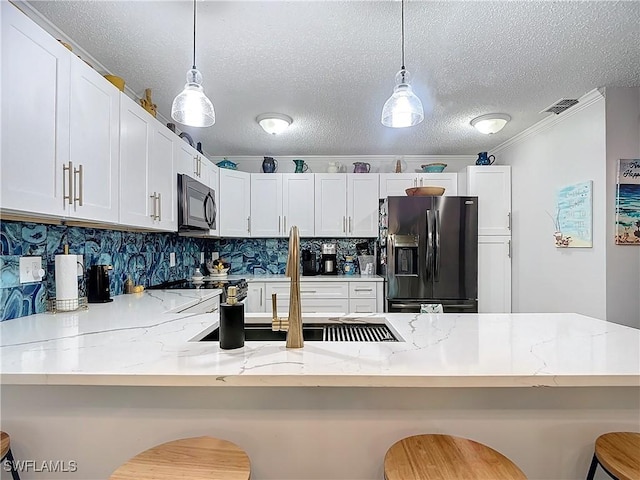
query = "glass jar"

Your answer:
(343, 256), (356, 275)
